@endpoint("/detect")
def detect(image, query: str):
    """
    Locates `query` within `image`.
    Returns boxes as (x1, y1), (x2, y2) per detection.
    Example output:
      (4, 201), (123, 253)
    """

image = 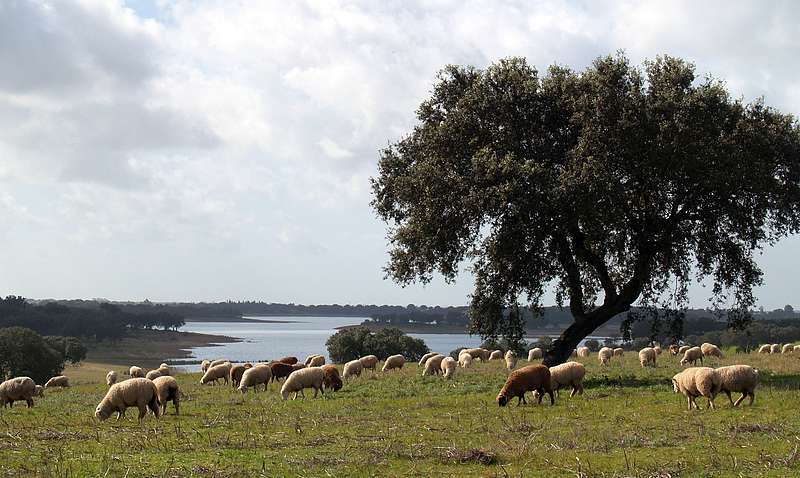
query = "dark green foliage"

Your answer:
(0, 327), (64, 383)
(45, 336), (87, 364)
(449, 347), (466, 359)
(326, 327), (429, 363)
(583, 339), (600, 352)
